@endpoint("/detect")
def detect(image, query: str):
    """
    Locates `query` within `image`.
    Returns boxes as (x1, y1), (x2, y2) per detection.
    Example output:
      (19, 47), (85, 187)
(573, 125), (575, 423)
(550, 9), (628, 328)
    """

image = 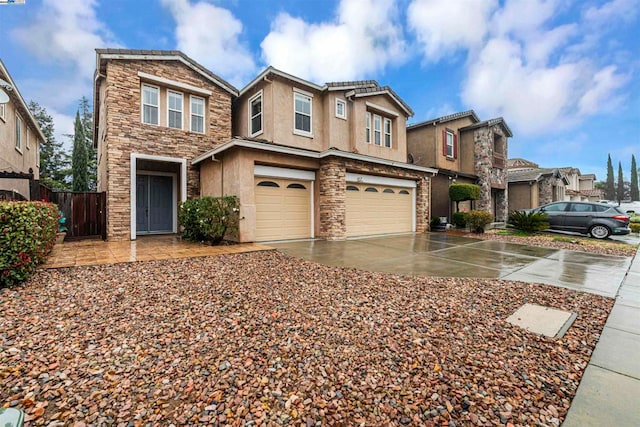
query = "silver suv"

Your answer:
(530, 201), (631, 239)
